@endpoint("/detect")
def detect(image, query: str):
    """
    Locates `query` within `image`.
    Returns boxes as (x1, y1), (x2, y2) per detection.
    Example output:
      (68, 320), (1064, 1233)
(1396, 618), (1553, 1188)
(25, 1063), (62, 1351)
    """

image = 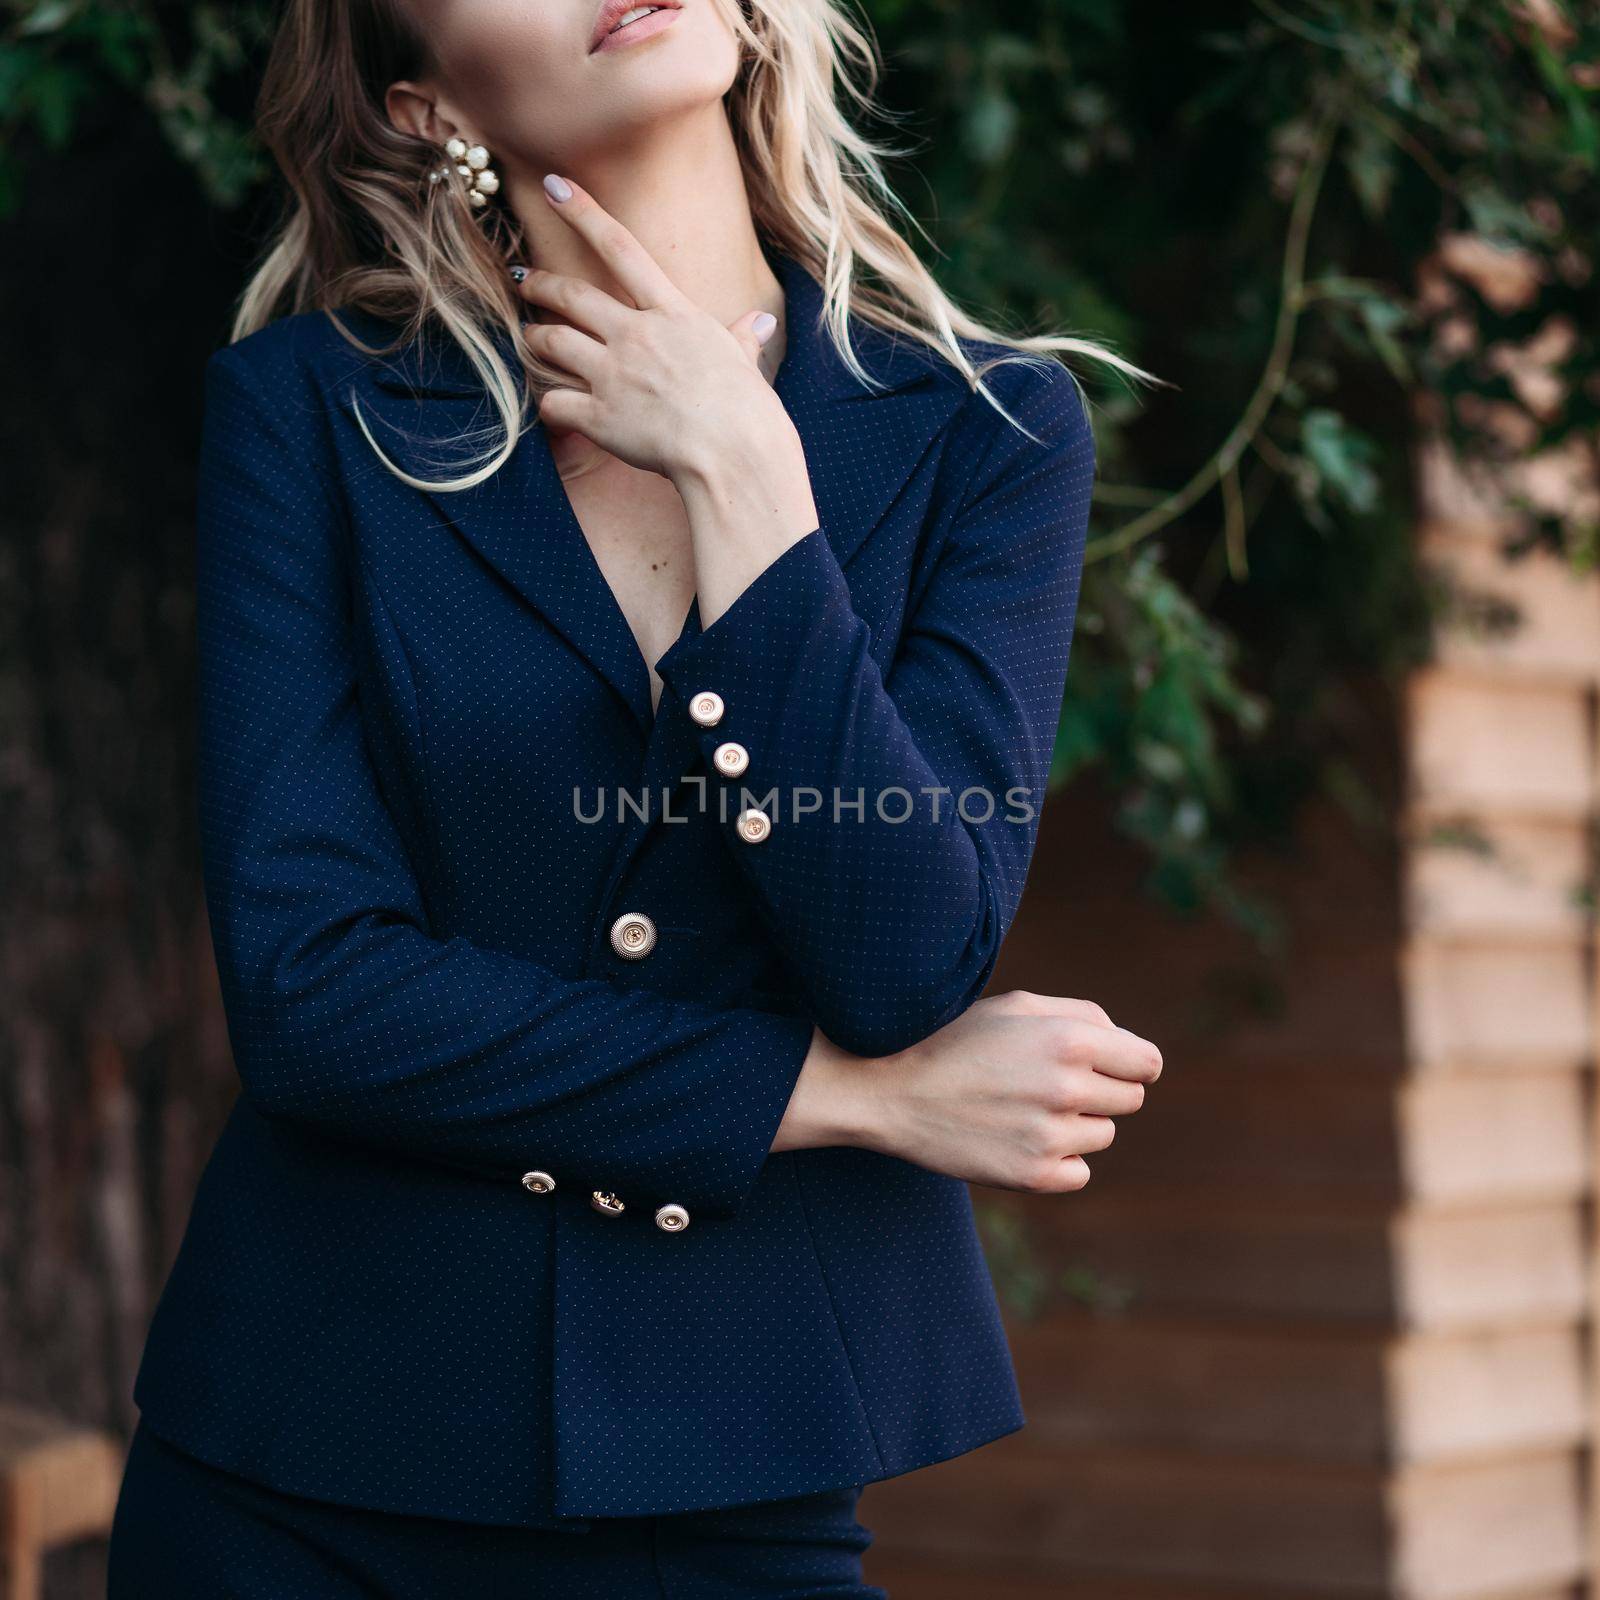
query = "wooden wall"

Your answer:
(862, 323), (1600, 1597)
